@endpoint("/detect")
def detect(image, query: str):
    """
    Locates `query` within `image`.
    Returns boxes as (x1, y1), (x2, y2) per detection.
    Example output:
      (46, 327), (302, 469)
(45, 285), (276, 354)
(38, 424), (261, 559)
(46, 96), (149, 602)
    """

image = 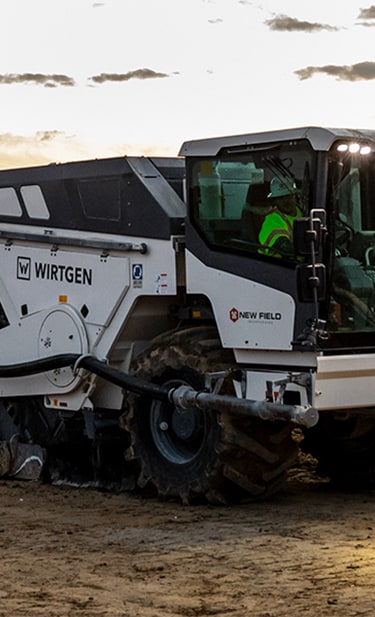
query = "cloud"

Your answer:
(0, 131), (93, 169)
(356, 5), (375, 25)
(89, 69), (169, 84)
(358, 5), (375, 18)
(0, 73), (75, 87)
(265, 14), (338, 32)
(37, 130), (65, 142)
(0, 131), (176, 170)
(208, 18), (223, 24)
(295, 61), (375, 81)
